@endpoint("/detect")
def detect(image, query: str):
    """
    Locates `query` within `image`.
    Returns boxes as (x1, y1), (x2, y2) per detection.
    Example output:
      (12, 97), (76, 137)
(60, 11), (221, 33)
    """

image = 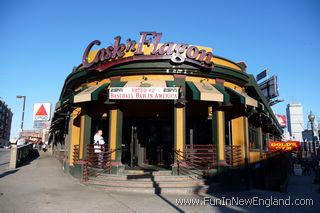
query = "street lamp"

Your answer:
(16, 95), (26, 136)
(308, 111), (316, 155)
